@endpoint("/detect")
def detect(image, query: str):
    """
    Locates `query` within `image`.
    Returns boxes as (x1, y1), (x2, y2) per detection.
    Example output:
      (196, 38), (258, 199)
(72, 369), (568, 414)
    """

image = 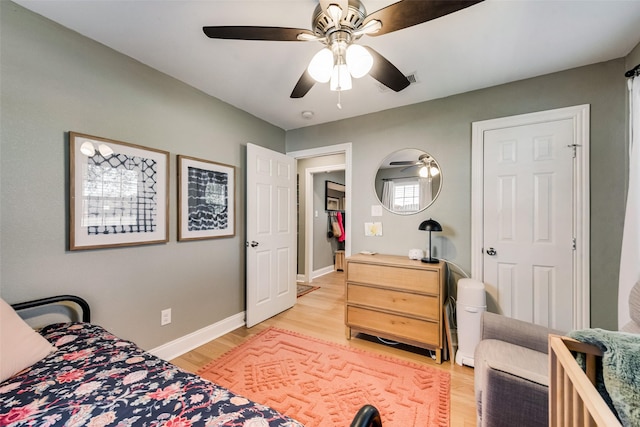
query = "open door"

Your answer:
(246, 143), (297, 327)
